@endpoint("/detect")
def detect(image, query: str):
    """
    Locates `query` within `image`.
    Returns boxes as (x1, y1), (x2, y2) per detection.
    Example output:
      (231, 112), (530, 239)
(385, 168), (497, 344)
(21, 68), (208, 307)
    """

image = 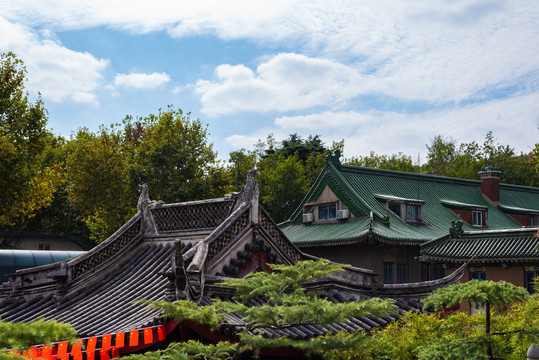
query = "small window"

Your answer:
(472, 211), (483, 227)
(397, 263), (408, 283)
(318, 203), (337, 220)
(388, 201), (401, 217)
(406, 205), (420, 222)
(471, 271), (486, 281)
(531, 215), (539, 226)
(526, 270), (538, 294)
(383, 262), (394, 284)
